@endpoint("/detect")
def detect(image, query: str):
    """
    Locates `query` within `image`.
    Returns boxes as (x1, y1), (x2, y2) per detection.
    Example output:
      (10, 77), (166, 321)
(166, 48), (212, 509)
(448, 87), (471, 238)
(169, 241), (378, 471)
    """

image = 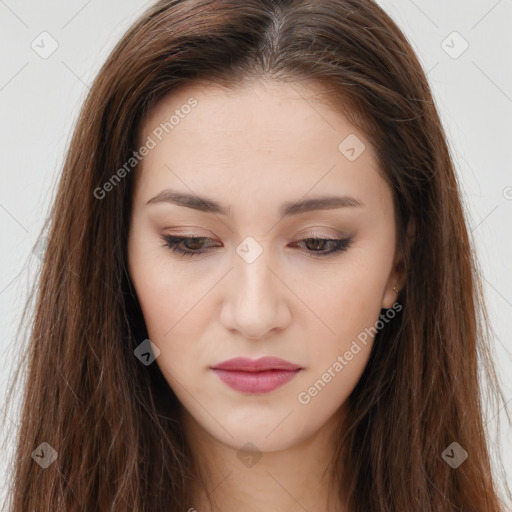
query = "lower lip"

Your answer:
(211, 369), (301, 393)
